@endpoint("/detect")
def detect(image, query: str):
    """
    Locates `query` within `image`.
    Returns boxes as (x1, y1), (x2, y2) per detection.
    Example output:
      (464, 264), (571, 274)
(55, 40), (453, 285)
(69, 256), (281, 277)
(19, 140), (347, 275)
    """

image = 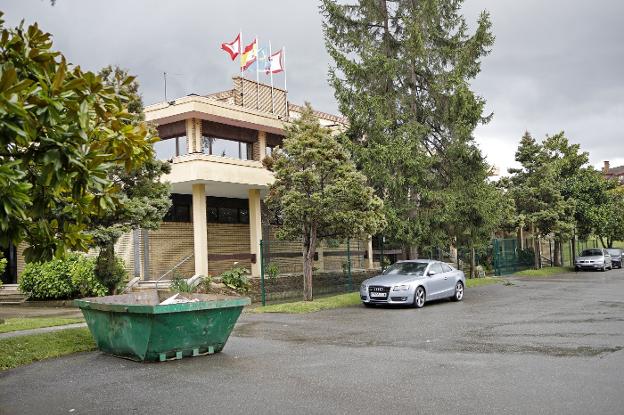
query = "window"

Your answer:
(202, 136), (252, 160)
(153, 135), (188, 160)
(164, 194), (192, 222)
(441, 264), (453, 273)
(218, 207), (239, 223)
(429, 263), (444, 274)
(265, 146), (274, 157)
